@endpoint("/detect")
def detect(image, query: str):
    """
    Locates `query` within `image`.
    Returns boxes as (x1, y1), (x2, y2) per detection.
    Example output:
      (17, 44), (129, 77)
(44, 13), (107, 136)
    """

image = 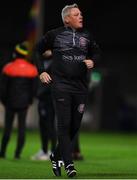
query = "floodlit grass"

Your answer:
(0, 130), (137, 179)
